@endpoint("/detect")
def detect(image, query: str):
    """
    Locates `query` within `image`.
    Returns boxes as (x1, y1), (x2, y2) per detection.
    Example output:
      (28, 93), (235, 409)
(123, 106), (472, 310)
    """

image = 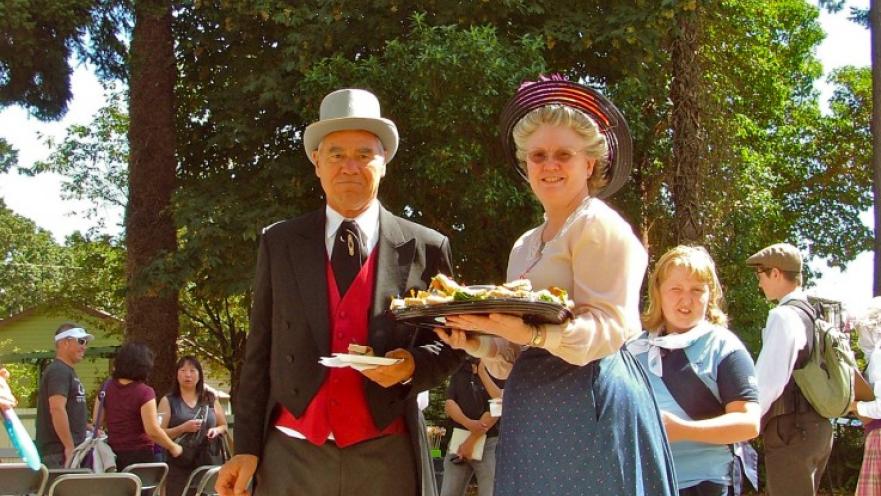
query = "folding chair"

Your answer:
(121, 463), (168, 496)
(0, 463), (48, 496)
(45, 468), (92, 492)
(178, 465), (215, 496)
(46, 473), (141, 496)
(193, 466), (221, 496)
